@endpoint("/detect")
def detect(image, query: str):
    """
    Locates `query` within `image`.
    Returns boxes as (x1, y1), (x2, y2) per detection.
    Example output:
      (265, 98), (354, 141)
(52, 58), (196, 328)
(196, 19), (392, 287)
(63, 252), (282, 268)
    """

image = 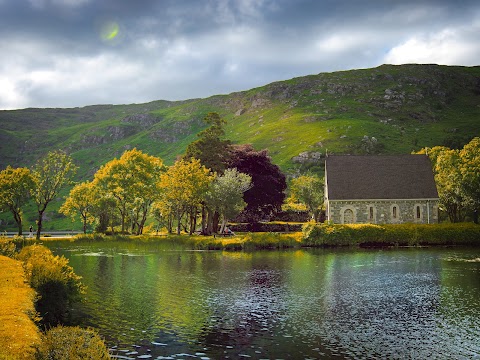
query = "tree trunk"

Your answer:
(206, 208), (214, 235)
(219, 217), (227, 234)
(12, 208), (22, 235)
(201, 203), (207, 234)
(167, 214), (173, 234)
(137, 210), (148, 235)
(213, 211), (220, 234)
(120, 212), (125, 233)
(176, 211), (182, 235)
(36, 210), (45, 240)
(82, 214), (87, 234)
(189, 206), (197, 235)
